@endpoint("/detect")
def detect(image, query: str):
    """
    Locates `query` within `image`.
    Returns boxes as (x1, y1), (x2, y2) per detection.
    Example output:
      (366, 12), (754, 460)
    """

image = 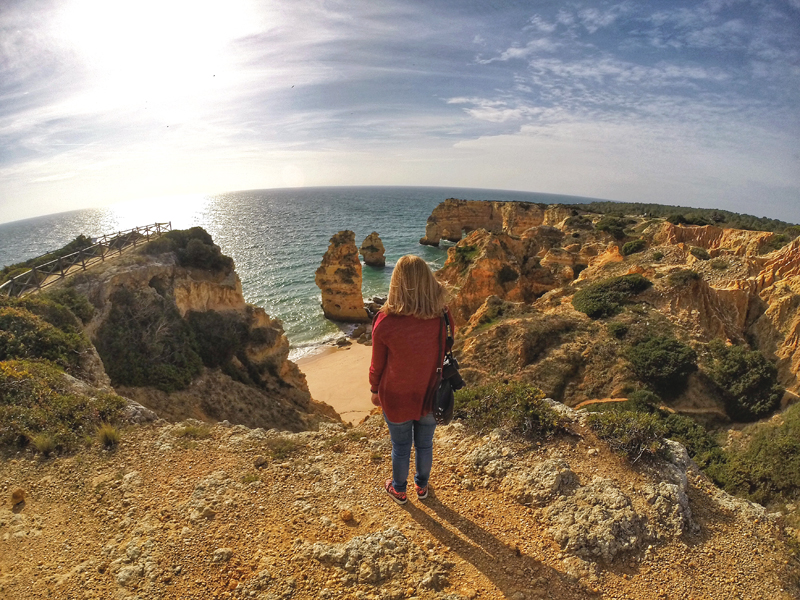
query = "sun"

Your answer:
(53, 0), (262, 109)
